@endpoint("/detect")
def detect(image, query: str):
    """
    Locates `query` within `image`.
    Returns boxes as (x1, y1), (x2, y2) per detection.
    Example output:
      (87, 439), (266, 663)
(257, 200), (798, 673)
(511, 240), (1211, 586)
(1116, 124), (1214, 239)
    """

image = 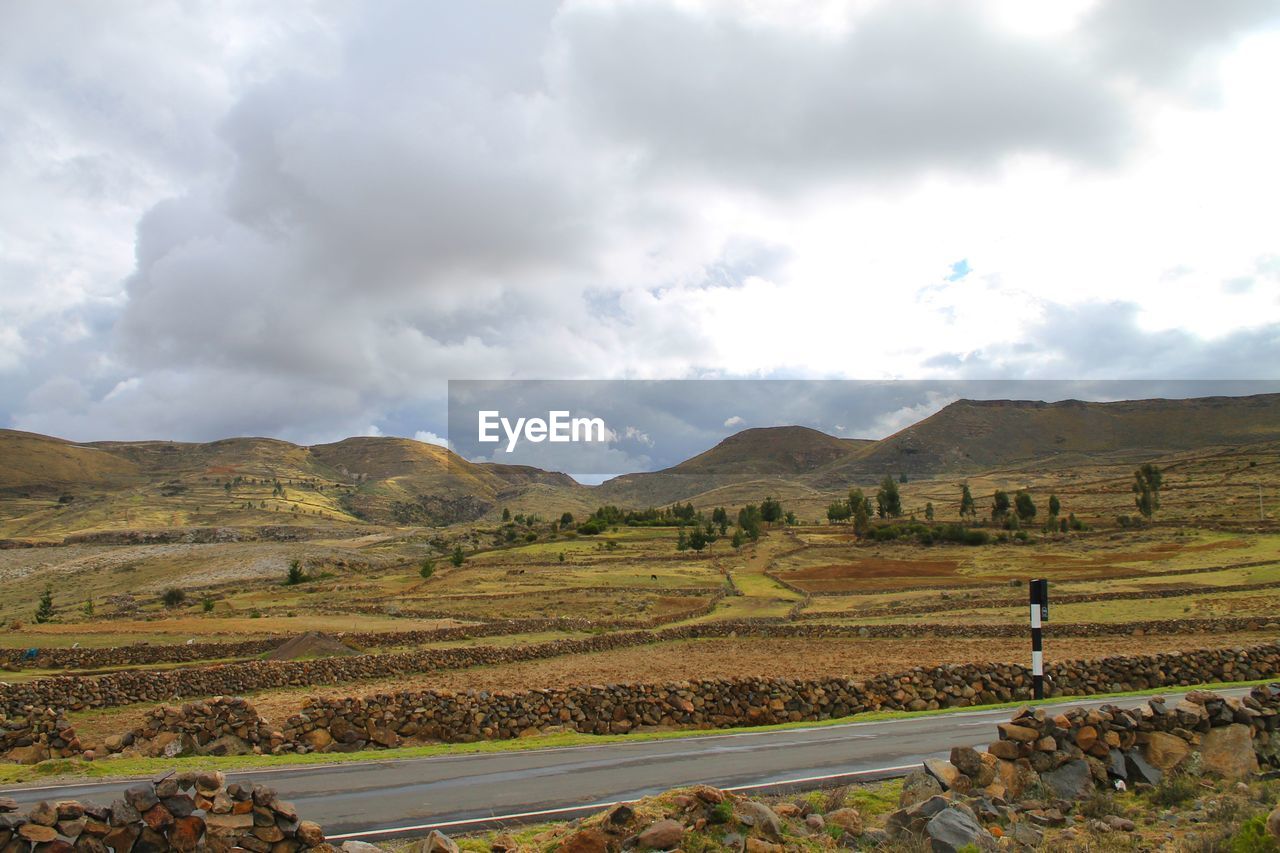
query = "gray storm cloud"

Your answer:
(1, 0), (1278, 443)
